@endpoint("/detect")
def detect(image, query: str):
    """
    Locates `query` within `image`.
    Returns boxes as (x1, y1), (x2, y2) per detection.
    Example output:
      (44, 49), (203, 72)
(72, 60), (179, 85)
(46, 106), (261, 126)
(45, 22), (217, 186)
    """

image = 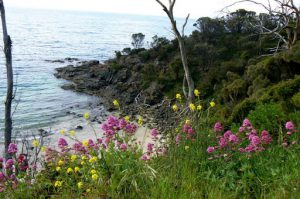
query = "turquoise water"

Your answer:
(0, 7), (194, 134)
